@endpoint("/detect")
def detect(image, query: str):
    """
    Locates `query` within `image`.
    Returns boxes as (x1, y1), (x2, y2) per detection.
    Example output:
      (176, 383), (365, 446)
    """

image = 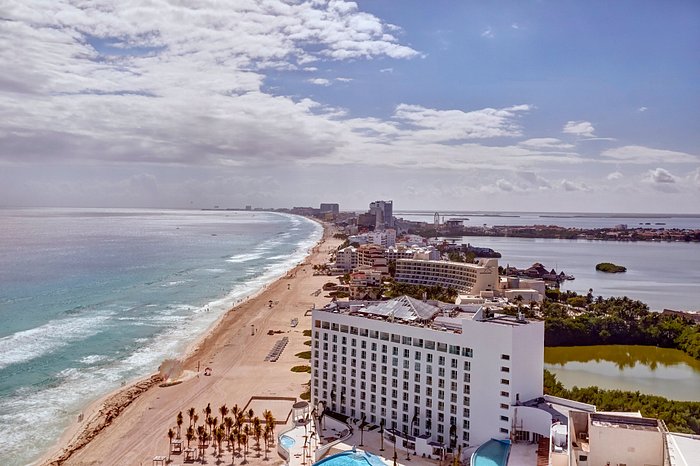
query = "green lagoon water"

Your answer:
(544, 345), (700, 401)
